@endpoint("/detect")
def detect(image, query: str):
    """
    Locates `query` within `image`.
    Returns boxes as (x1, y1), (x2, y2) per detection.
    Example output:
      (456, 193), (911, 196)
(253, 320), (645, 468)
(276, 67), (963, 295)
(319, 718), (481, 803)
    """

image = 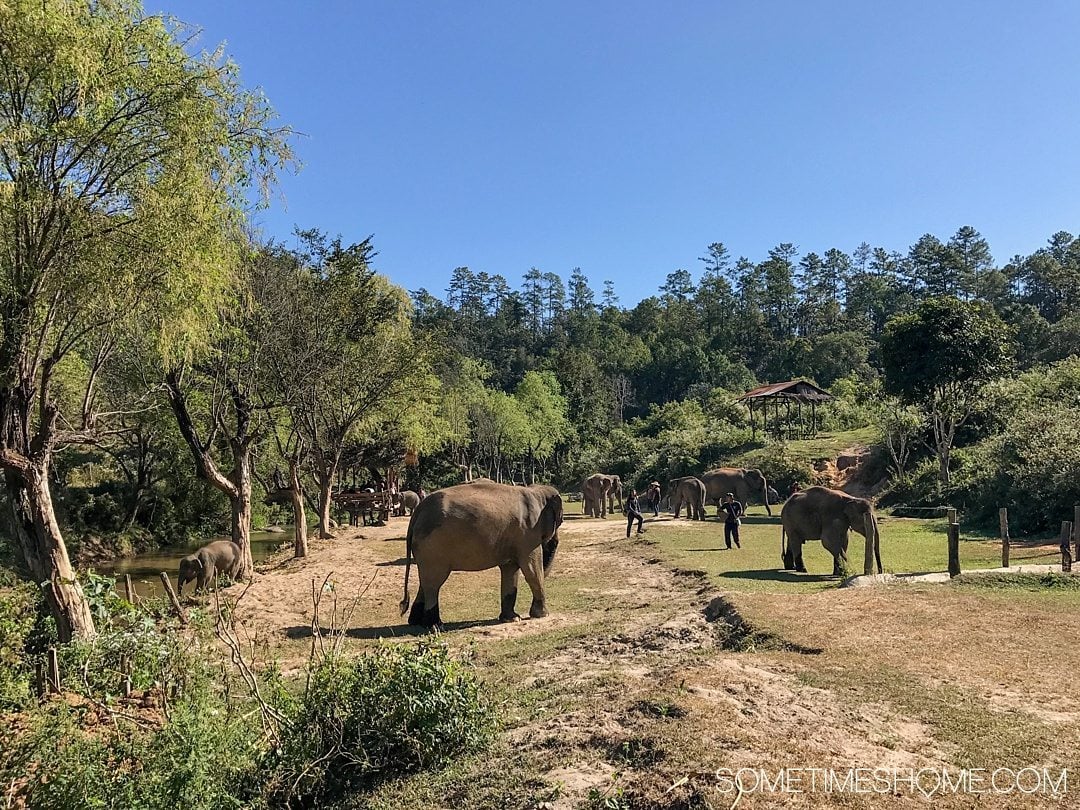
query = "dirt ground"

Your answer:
(221, 512), (1080, 809)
